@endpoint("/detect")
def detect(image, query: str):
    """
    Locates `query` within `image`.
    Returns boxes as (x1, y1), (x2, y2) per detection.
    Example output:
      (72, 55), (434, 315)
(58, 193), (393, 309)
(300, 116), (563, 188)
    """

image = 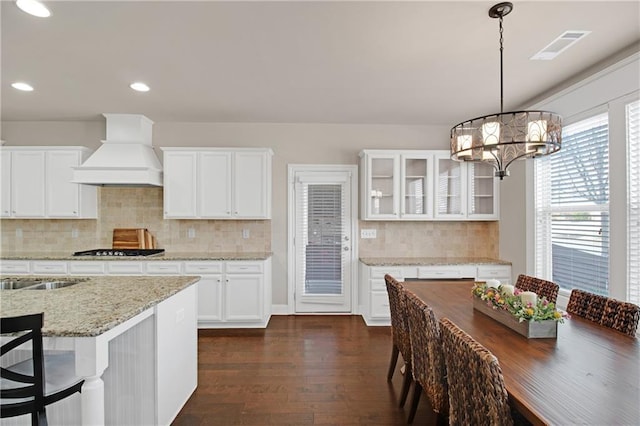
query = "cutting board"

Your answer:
(113, 228), (156, 249)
